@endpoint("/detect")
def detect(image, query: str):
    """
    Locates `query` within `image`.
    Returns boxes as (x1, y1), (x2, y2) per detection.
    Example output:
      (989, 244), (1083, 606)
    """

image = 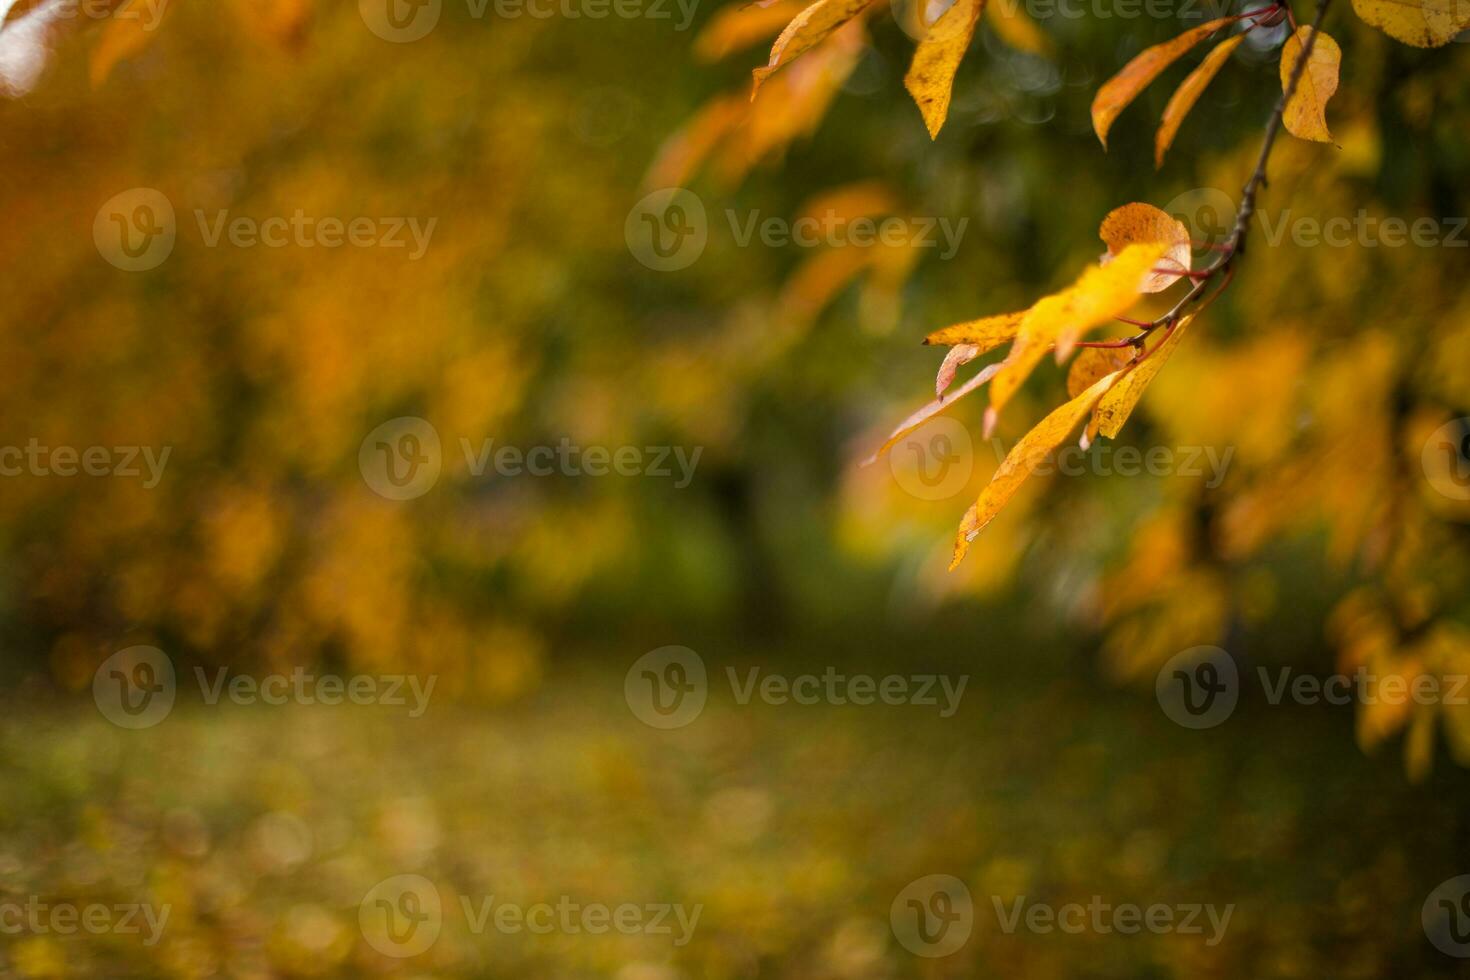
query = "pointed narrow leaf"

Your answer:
(1091, 16), (1236, 148)
(1155, 33), (1245, 168)
(950, 370), (1123, 567)
(752, 0), (874, 95)
(1093, 313), (1194, 438)
(1099, 202), (1192, 292)
(903, 0), (985, 138)
(1280, 26), (1340, 143)
(923, 310), (1026, 350)
(862, 362), (1002, 465)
